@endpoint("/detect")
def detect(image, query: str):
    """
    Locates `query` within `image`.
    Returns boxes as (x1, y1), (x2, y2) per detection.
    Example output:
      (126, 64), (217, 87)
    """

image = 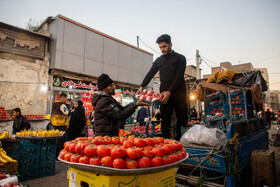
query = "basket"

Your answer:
(132, 95), (161, 109)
